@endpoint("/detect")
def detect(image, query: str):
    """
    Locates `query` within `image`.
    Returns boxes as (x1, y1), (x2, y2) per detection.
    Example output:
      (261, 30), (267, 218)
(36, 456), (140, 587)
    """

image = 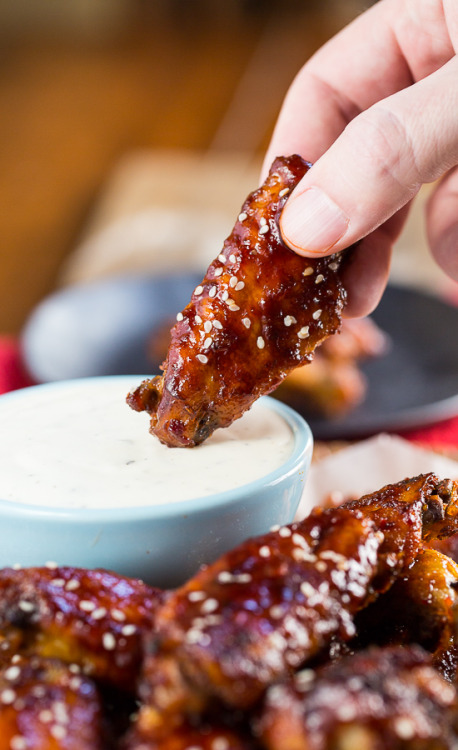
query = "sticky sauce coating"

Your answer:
(0, 379), (294, 509)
